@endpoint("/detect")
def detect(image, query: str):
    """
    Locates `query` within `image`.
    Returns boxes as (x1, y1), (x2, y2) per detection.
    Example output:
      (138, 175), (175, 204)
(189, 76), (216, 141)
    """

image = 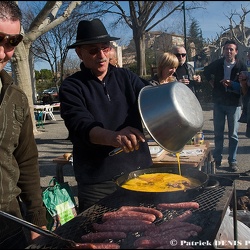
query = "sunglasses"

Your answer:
(82, 45), (111, 55)
(0, 32), (23, 48)
(175, 53), (186, 57)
